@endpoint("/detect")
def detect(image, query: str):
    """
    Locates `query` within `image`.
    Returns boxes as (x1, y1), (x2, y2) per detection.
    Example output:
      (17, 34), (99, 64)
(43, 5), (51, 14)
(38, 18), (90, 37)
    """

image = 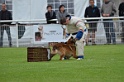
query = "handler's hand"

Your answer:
(103, 14), (106, 17)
